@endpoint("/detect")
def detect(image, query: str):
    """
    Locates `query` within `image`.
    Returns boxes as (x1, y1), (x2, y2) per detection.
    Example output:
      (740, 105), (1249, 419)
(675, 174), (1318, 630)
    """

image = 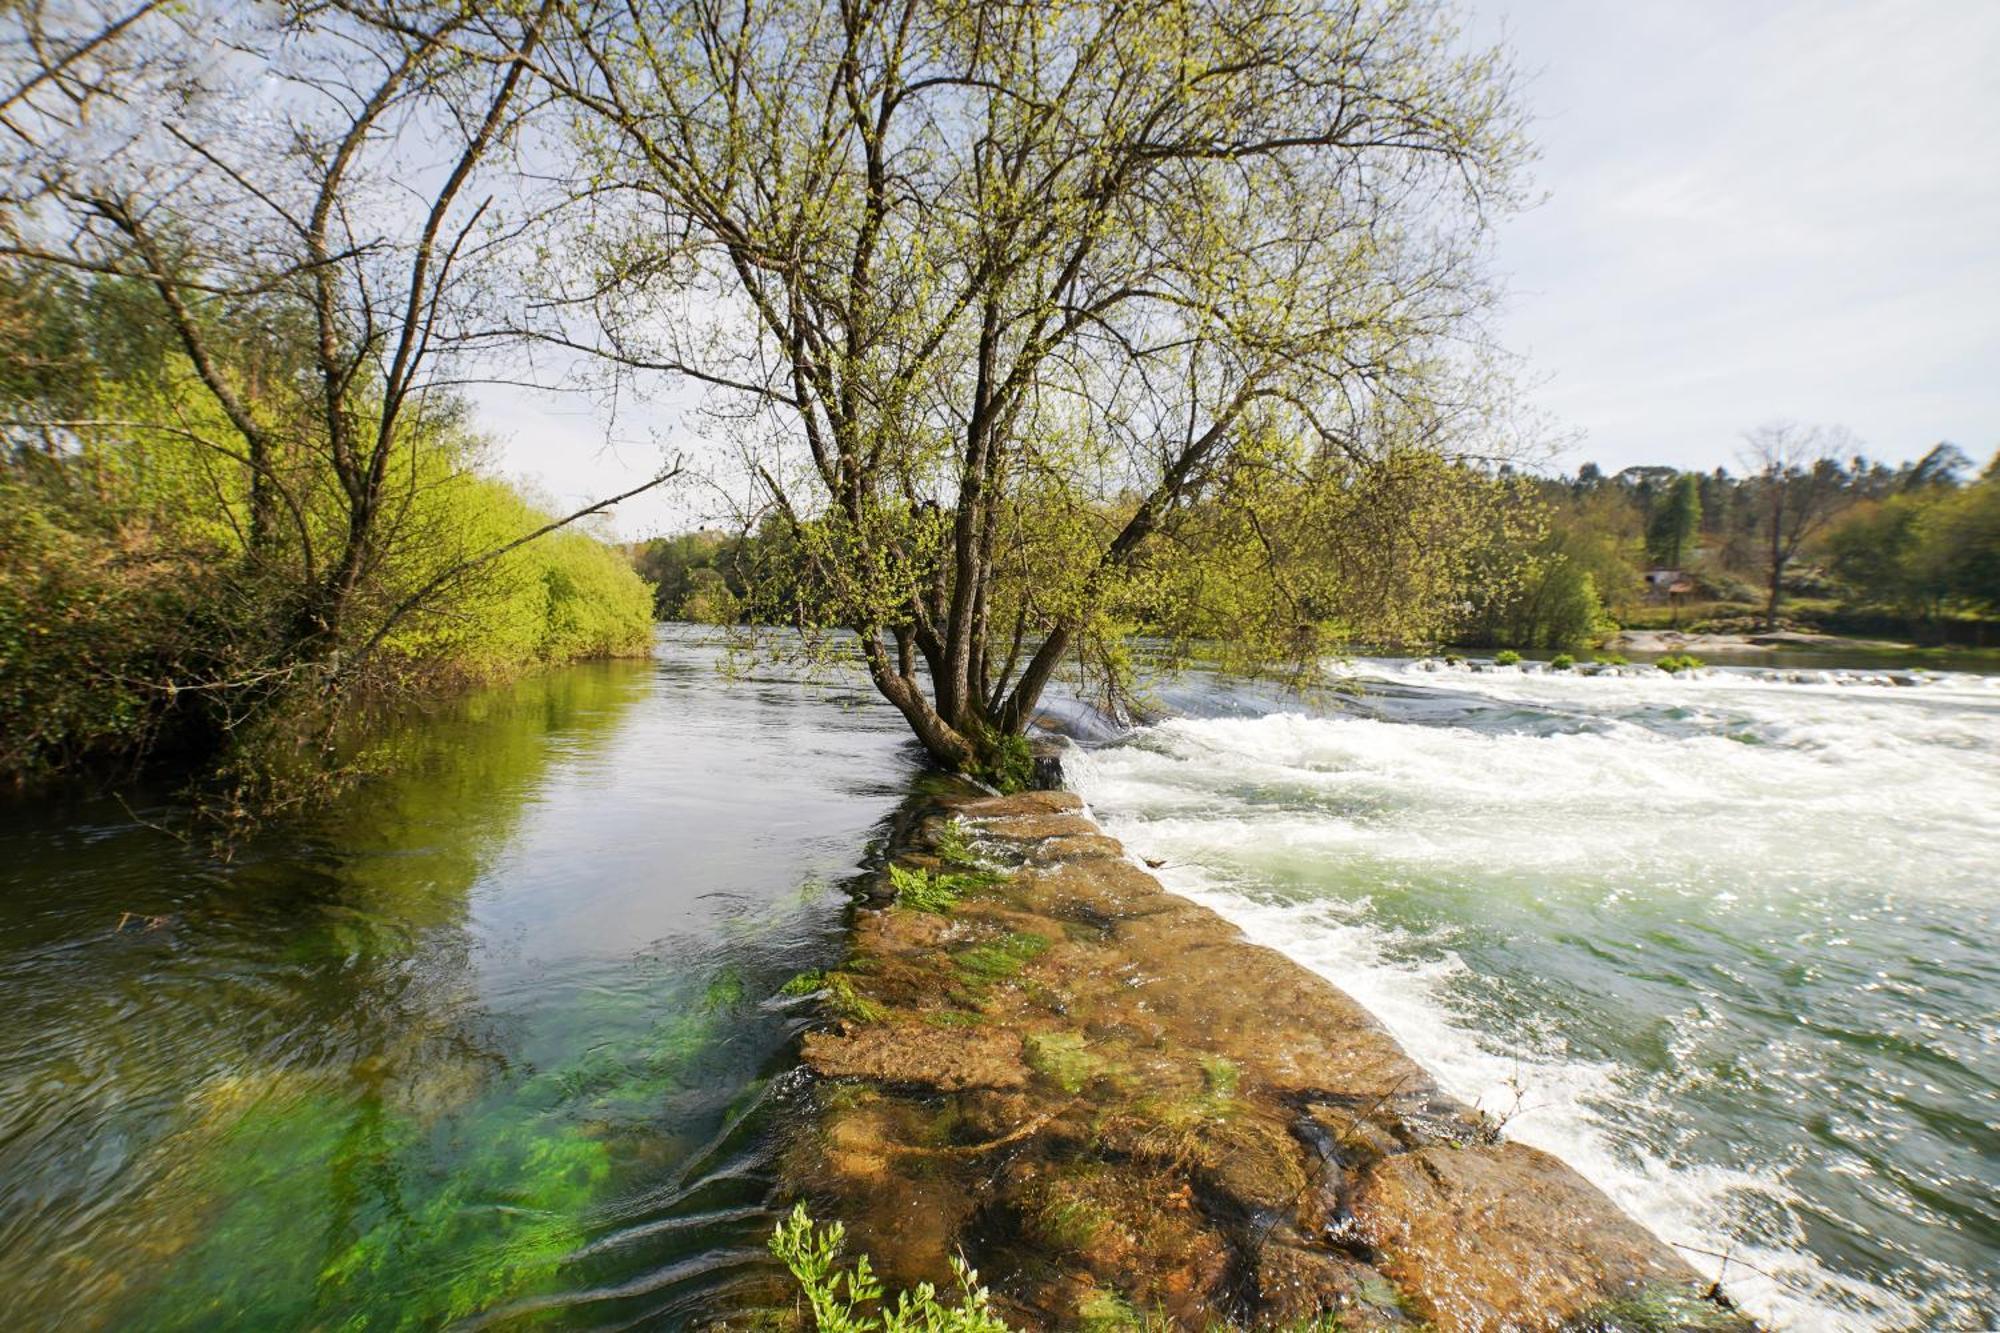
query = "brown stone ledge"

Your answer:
(774, 784), (1753, 1333)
